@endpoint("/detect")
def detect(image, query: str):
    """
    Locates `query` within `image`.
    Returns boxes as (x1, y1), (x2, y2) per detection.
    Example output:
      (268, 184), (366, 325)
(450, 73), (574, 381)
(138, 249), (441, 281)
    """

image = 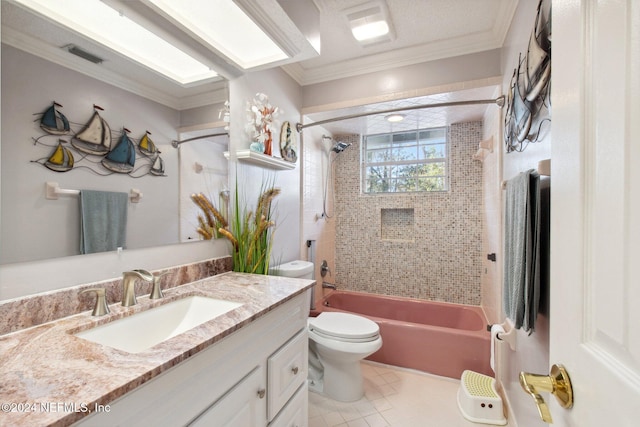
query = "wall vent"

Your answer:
(64, 44), (103, 64)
